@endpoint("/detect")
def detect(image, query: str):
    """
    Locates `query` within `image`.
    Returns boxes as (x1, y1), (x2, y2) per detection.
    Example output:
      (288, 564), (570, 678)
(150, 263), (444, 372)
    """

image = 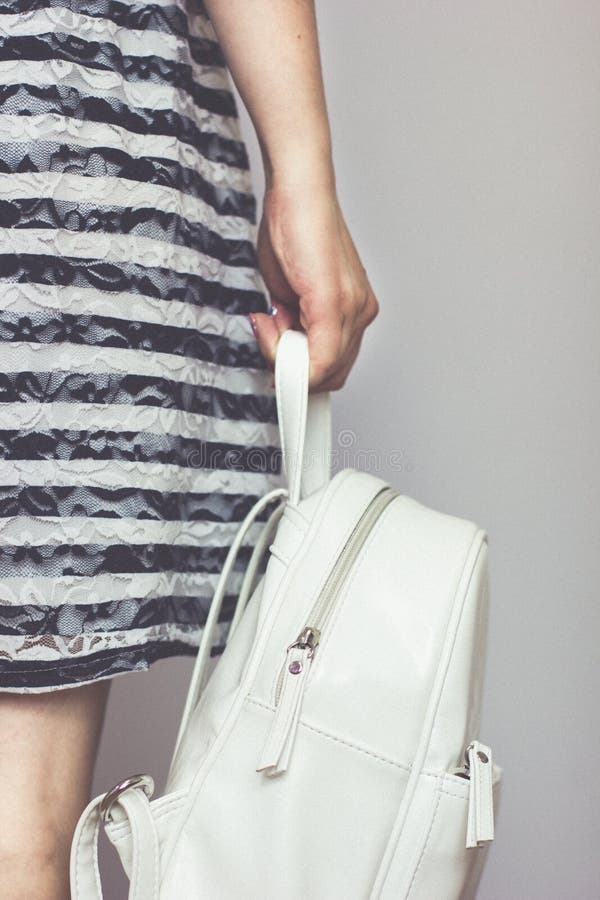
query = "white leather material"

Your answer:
(377, 767), (503, 900)
(172, 485), (288, 758)
(71, 787), (160, 900)
(275, 328), (331, 503)
(465, 741), (495, 847)
(71, 331), (502, 900)
(70, 796), (104, 900)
